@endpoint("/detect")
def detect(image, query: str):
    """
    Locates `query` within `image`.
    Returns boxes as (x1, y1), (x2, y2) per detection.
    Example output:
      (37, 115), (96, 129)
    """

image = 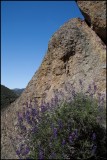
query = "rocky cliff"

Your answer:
(1, 2), (106, 159)
(76, 1), (106, 44)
